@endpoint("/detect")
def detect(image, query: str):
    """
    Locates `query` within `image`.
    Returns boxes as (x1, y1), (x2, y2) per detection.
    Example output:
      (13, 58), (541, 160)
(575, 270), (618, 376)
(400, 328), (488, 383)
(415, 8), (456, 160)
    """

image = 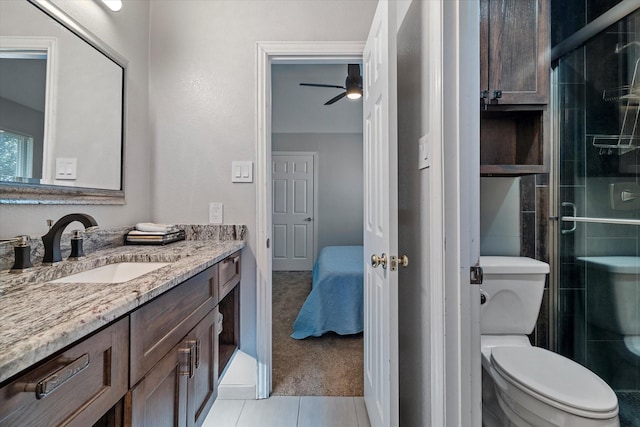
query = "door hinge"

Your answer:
(470, 266), (483, 285)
